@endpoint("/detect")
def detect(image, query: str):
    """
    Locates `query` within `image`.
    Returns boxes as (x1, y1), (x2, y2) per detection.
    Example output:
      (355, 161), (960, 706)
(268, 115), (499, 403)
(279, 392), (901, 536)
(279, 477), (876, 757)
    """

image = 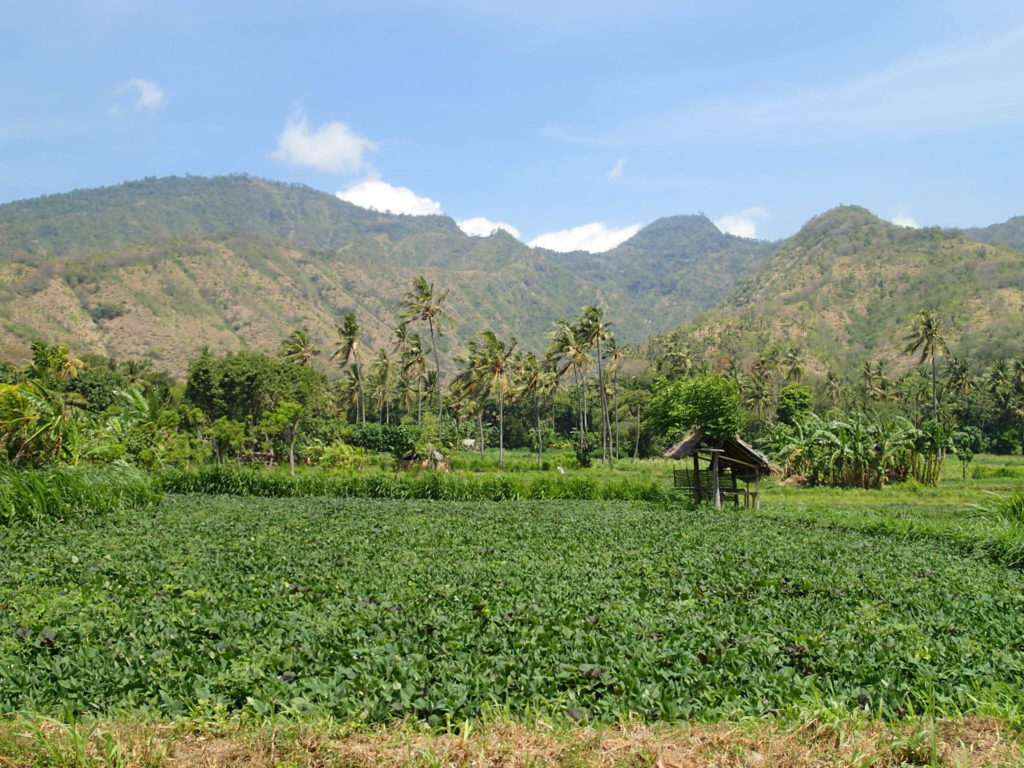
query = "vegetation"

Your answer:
(0, 464), (160, 525)
(4, 495), (1024, 726)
